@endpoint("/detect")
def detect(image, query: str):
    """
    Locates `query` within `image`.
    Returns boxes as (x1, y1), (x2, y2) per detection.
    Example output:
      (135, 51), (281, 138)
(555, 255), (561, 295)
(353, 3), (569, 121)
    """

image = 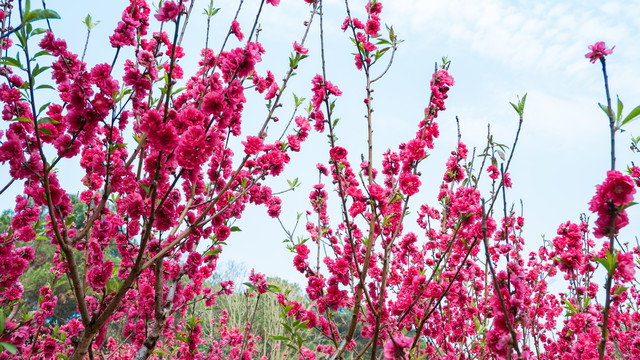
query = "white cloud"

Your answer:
(387, 0), (640, 75)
